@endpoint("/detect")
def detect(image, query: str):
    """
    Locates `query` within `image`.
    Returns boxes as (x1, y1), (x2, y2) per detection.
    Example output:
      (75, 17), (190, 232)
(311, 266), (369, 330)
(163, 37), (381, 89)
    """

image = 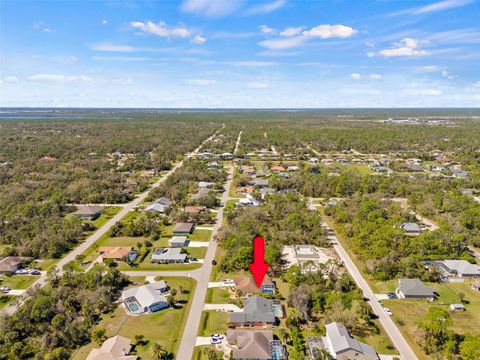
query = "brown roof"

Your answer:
(99, 247), (133, 259)
(86, 335), (137, 360)
(271, 165), (286, 172)
(173, 222), (195, 233)
(237, 186), (254, 194)
(226, 329), (273, 359)
(74, 205), (102, 216)
(234, 275), (273, 296)
(0, 256), (24, 272)
(184, 206), (206, 213)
